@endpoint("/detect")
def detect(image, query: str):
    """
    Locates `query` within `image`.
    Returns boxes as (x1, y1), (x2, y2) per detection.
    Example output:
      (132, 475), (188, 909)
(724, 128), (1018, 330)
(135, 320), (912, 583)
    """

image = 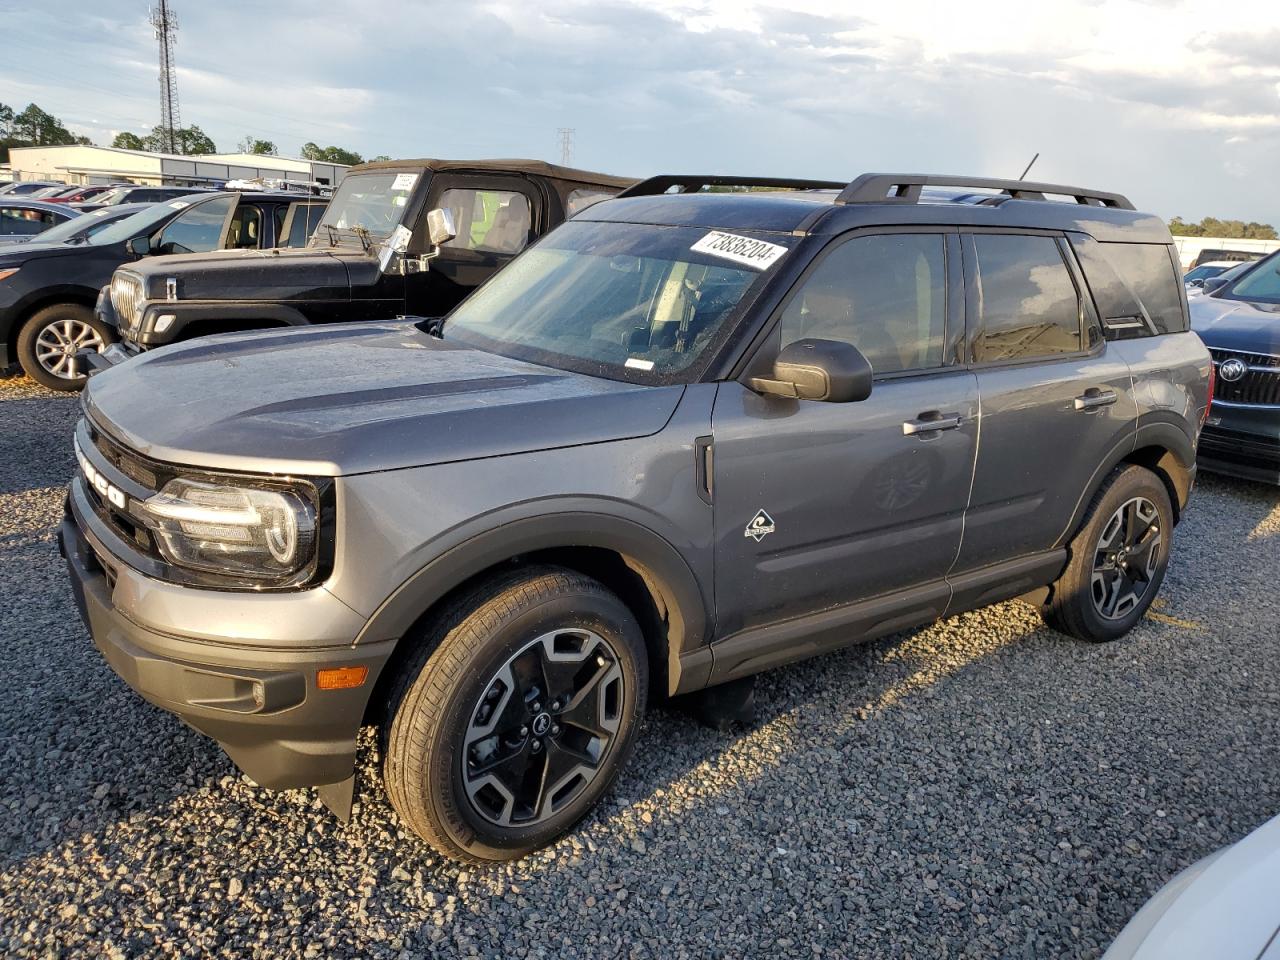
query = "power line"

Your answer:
(556, 127), (574, 166)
